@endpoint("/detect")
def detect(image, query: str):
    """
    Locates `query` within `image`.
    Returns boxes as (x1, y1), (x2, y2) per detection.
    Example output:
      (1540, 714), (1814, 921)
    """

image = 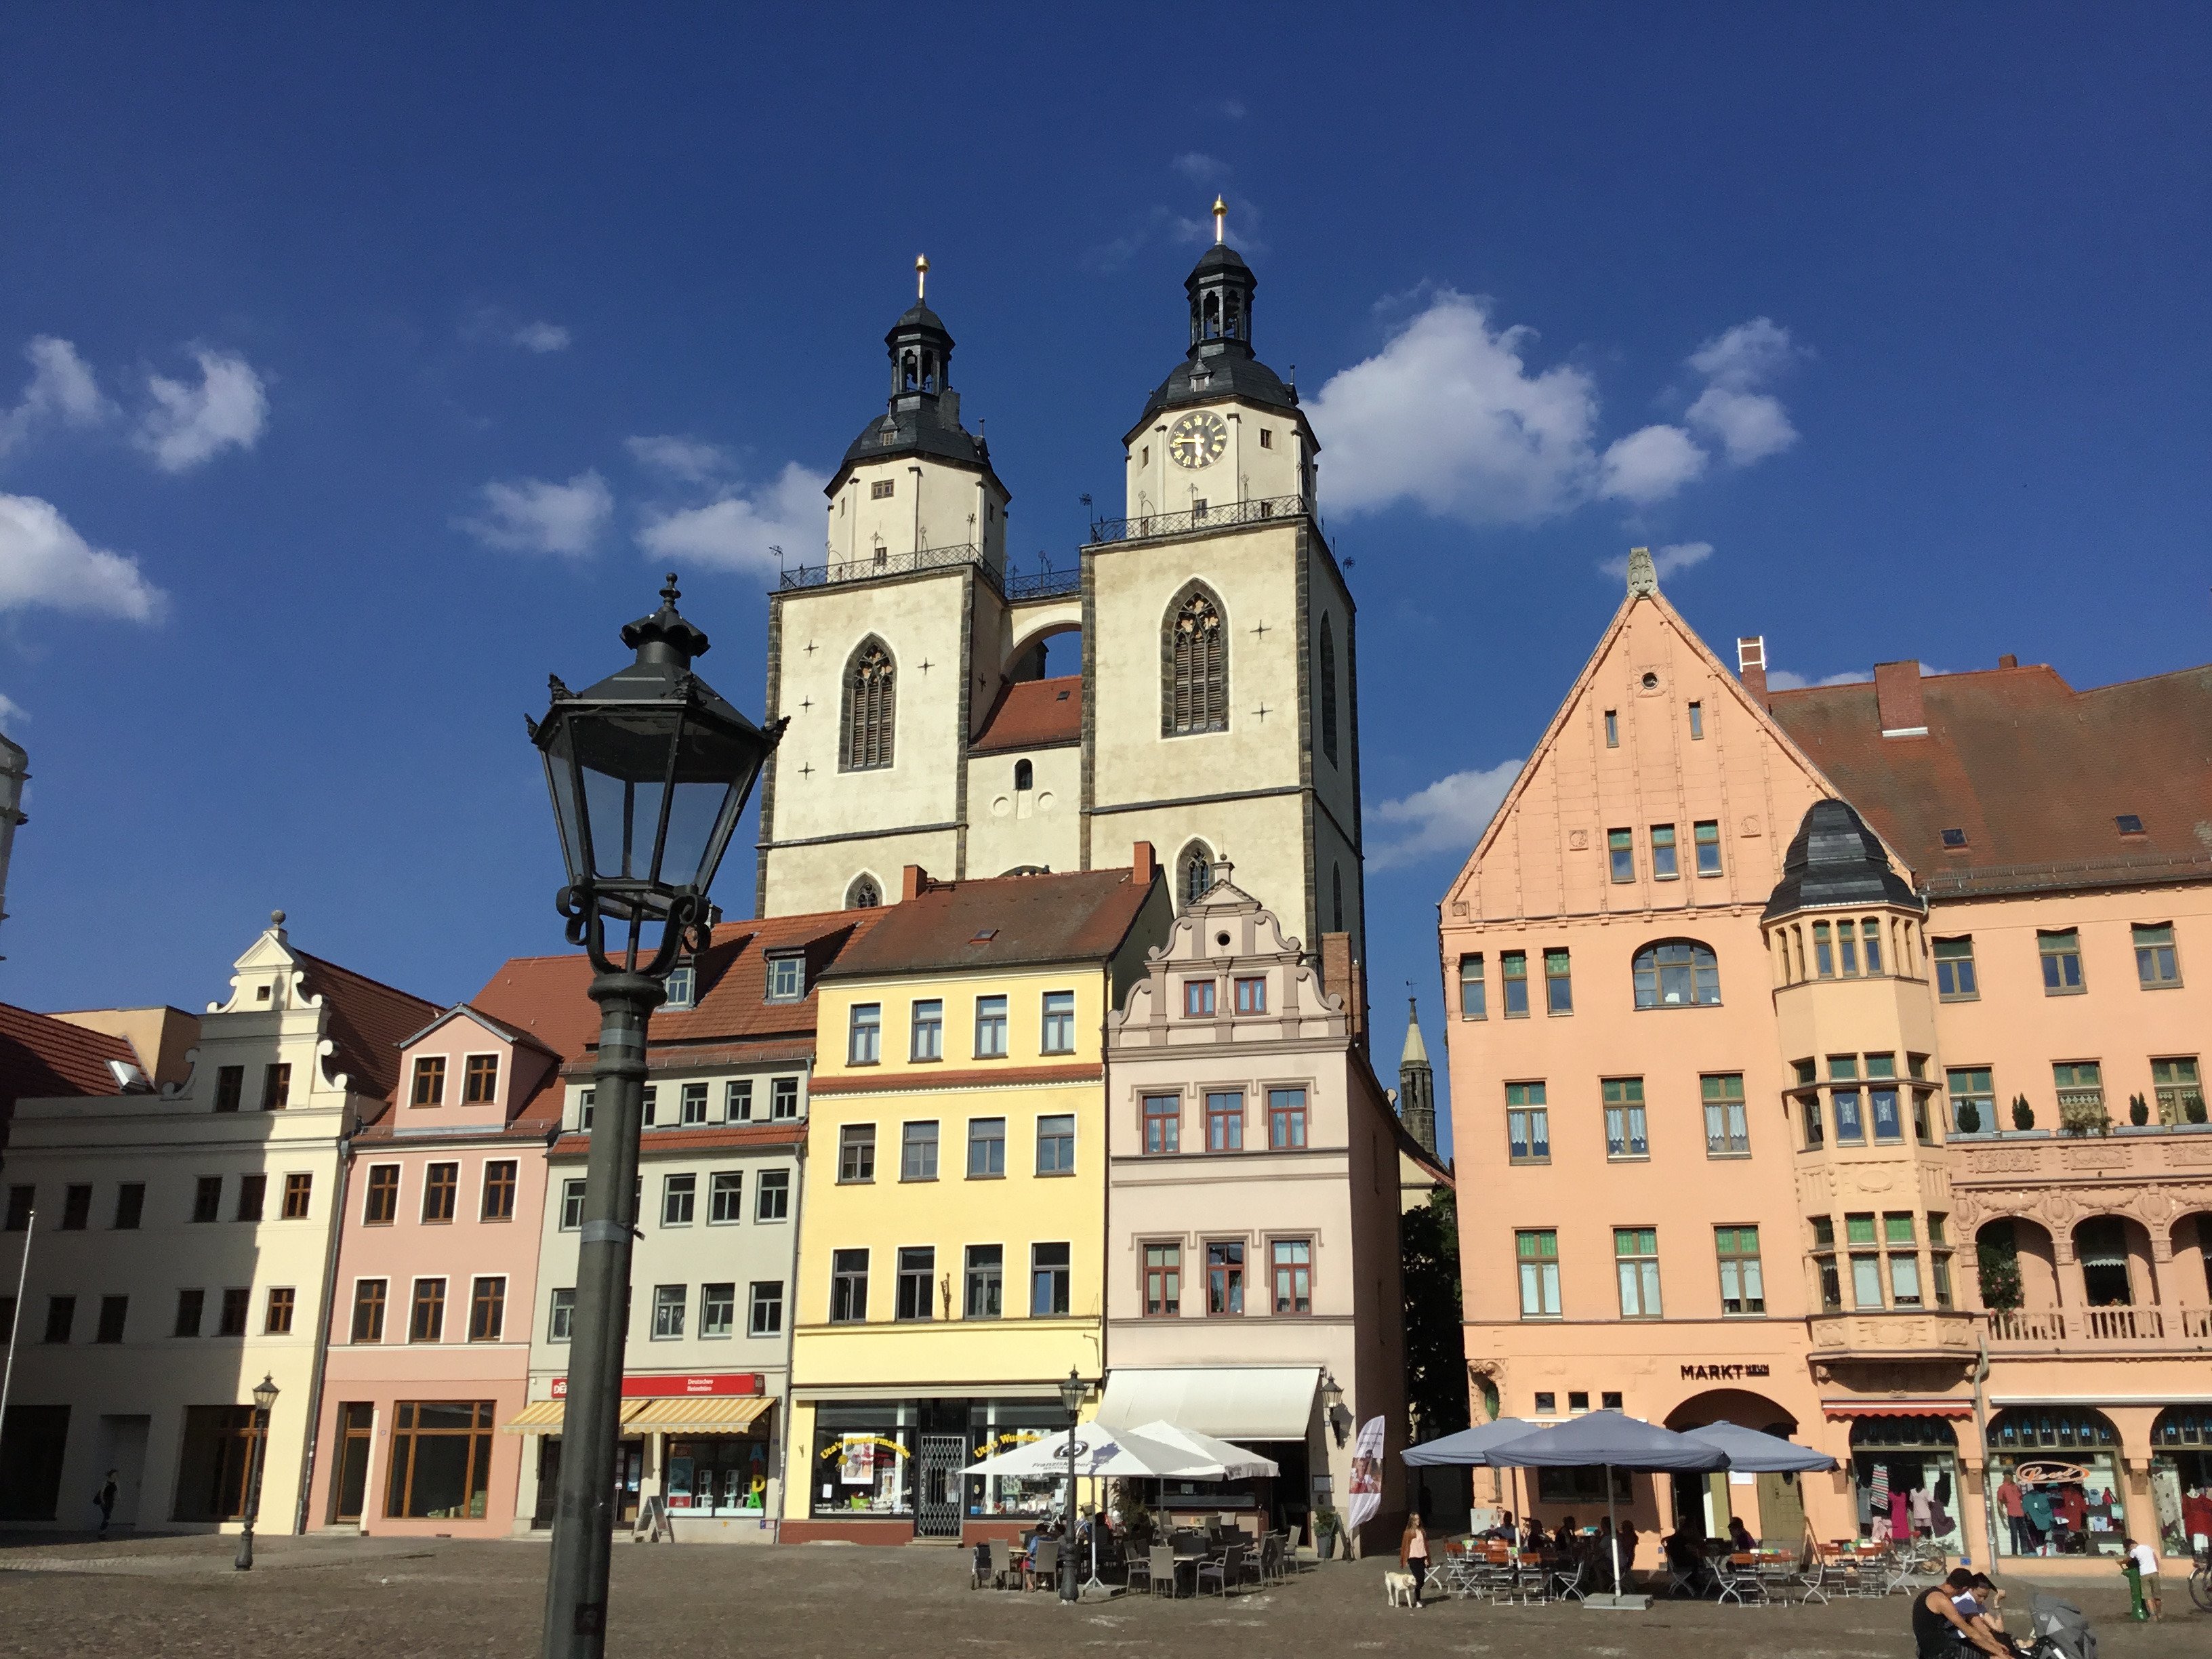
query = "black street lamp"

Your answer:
(234, 1372), (279, 1571)
(1057, 1368), (1086, 1603)
(529, 577), (781, 1659)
